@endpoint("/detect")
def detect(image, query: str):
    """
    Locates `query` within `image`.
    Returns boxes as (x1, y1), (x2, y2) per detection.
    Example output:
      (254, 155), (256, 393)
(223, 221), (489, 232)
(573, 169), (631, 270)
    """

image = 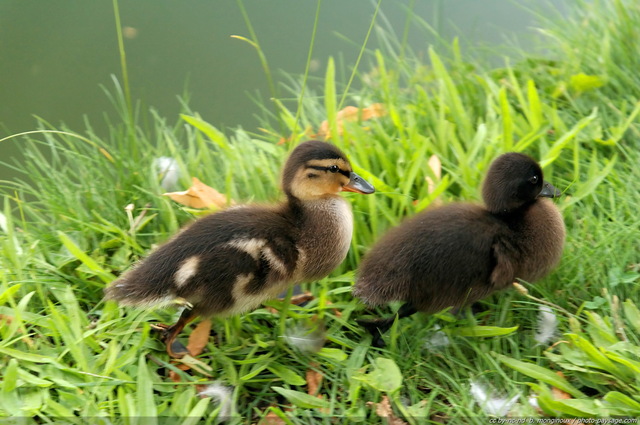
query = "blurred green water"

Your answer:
(0, 0), (563, 181)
